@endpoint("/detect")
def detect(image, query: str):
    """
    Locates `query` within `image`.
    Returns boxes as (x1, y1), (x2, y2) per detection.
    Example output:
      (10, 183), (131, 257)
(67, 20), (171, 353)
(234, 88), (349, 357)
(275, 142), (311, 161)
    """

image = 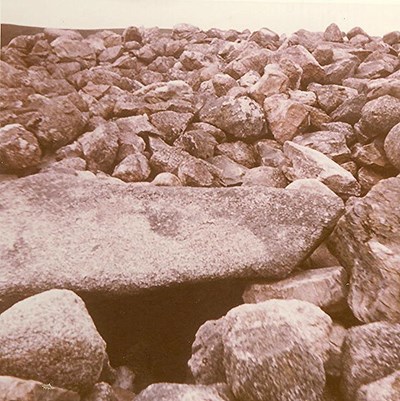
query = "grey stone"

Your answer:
(0, 124), (42, 172)
(0, 376), (80, 401)
(243, 266), (348, 313)
(329, 177), (400, 322)
(342, 322), (400, 401)
(135, 383), (234, 401)
(283, 141), (361, 197)
(384, 122), (400, 170)
(0, 172), (343, 302)
(0, 290), (106, 392)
